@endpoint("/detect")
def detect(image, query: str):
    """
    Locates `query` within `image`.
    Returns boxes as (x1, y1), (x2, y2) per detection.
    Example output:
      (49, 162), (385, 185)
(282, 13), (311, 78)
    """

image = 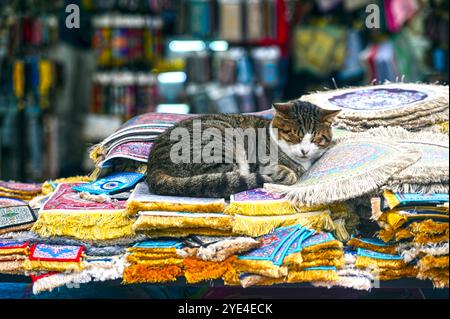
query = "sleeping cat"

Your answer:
(146, 101), (340, 198)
